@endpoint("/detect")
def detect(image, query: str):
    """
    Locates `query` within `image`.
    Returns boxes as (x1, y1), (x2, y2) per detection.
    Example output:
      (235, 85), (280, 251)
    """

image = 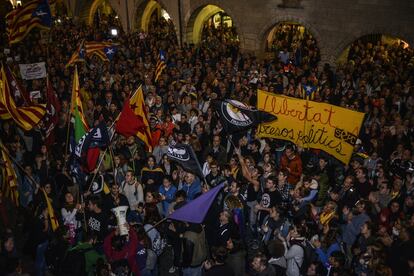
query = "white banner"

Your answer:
(19, 62), (46, 80)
